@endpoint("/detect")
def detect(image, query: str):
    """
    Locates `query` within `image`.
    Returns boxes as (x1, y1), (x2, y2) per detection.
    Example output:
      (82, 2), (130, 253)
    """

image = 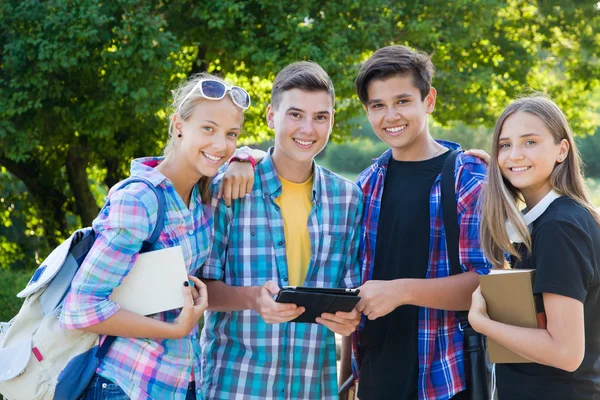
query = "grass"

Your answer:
(0, 268), (32, 322)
